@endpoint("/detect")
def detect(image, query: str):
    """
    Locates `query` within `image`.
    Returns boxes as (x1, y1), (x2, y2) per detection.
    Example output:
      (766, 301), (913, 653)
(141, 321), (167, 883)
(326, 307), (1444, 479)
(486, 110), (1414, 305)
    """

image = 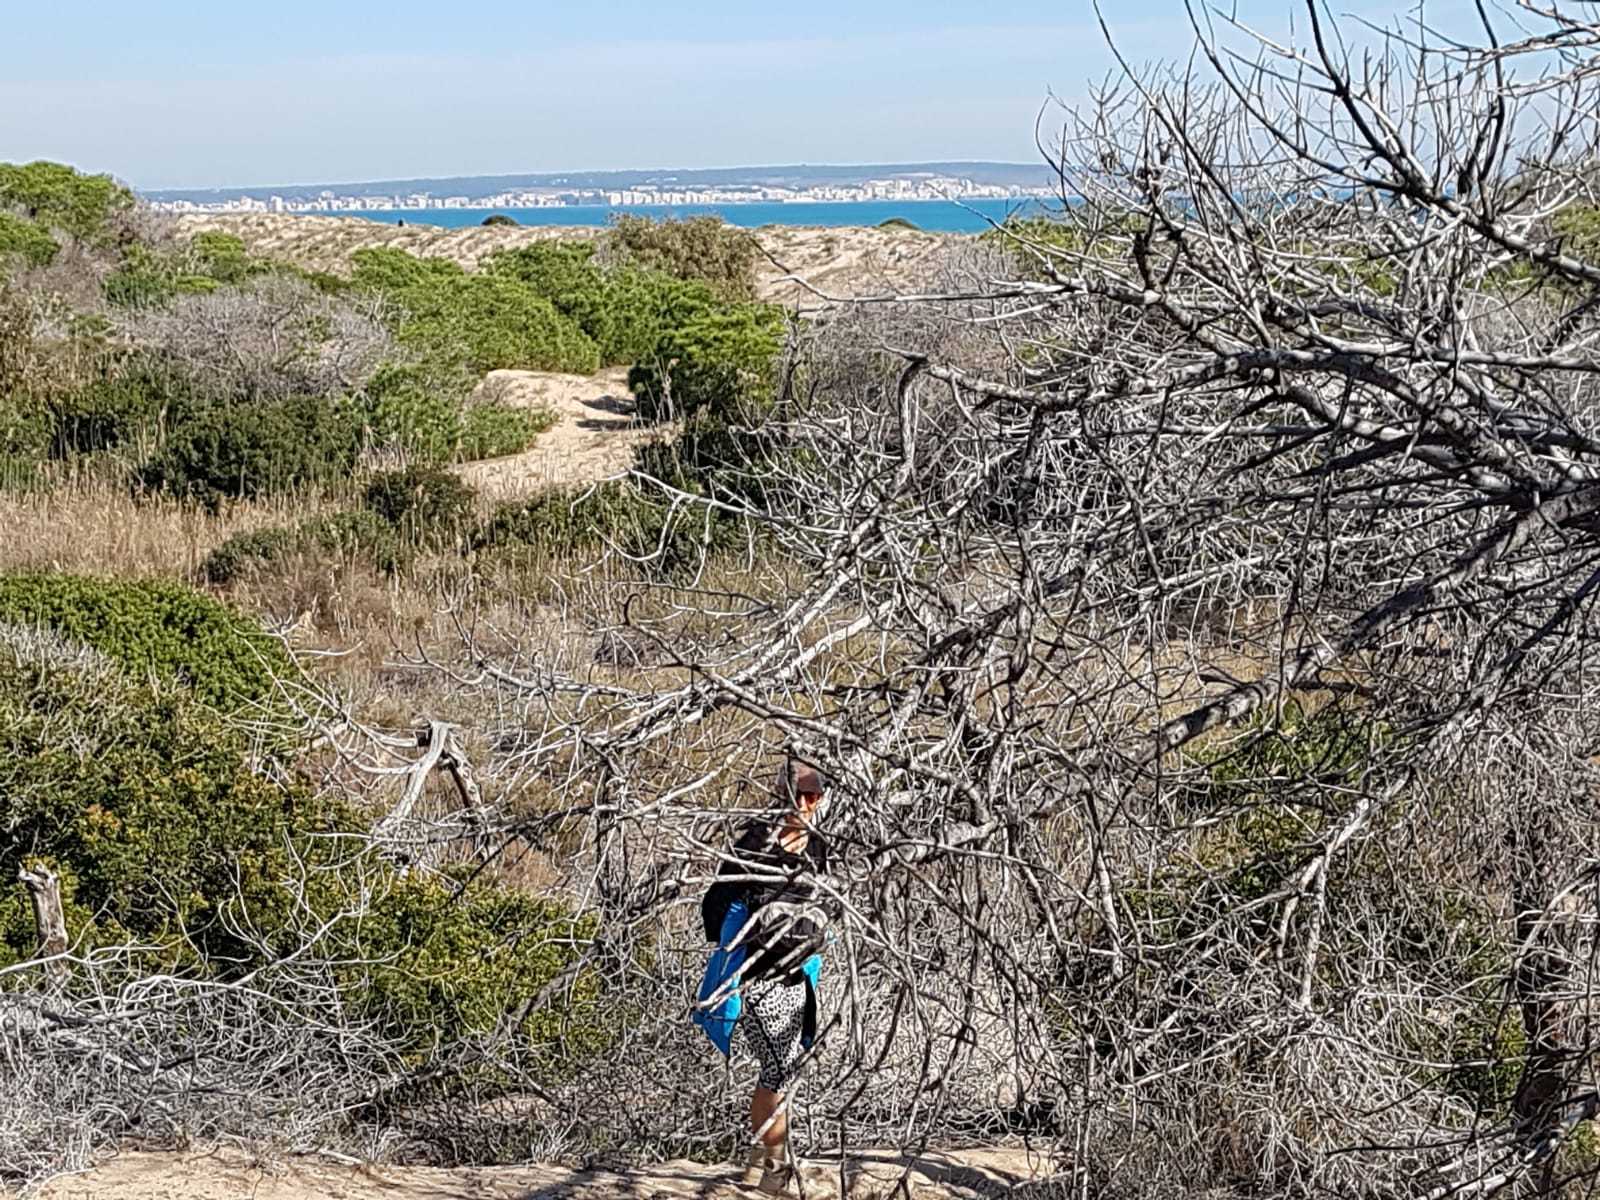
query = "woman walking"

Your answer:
(699, 760), (834, 1194)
